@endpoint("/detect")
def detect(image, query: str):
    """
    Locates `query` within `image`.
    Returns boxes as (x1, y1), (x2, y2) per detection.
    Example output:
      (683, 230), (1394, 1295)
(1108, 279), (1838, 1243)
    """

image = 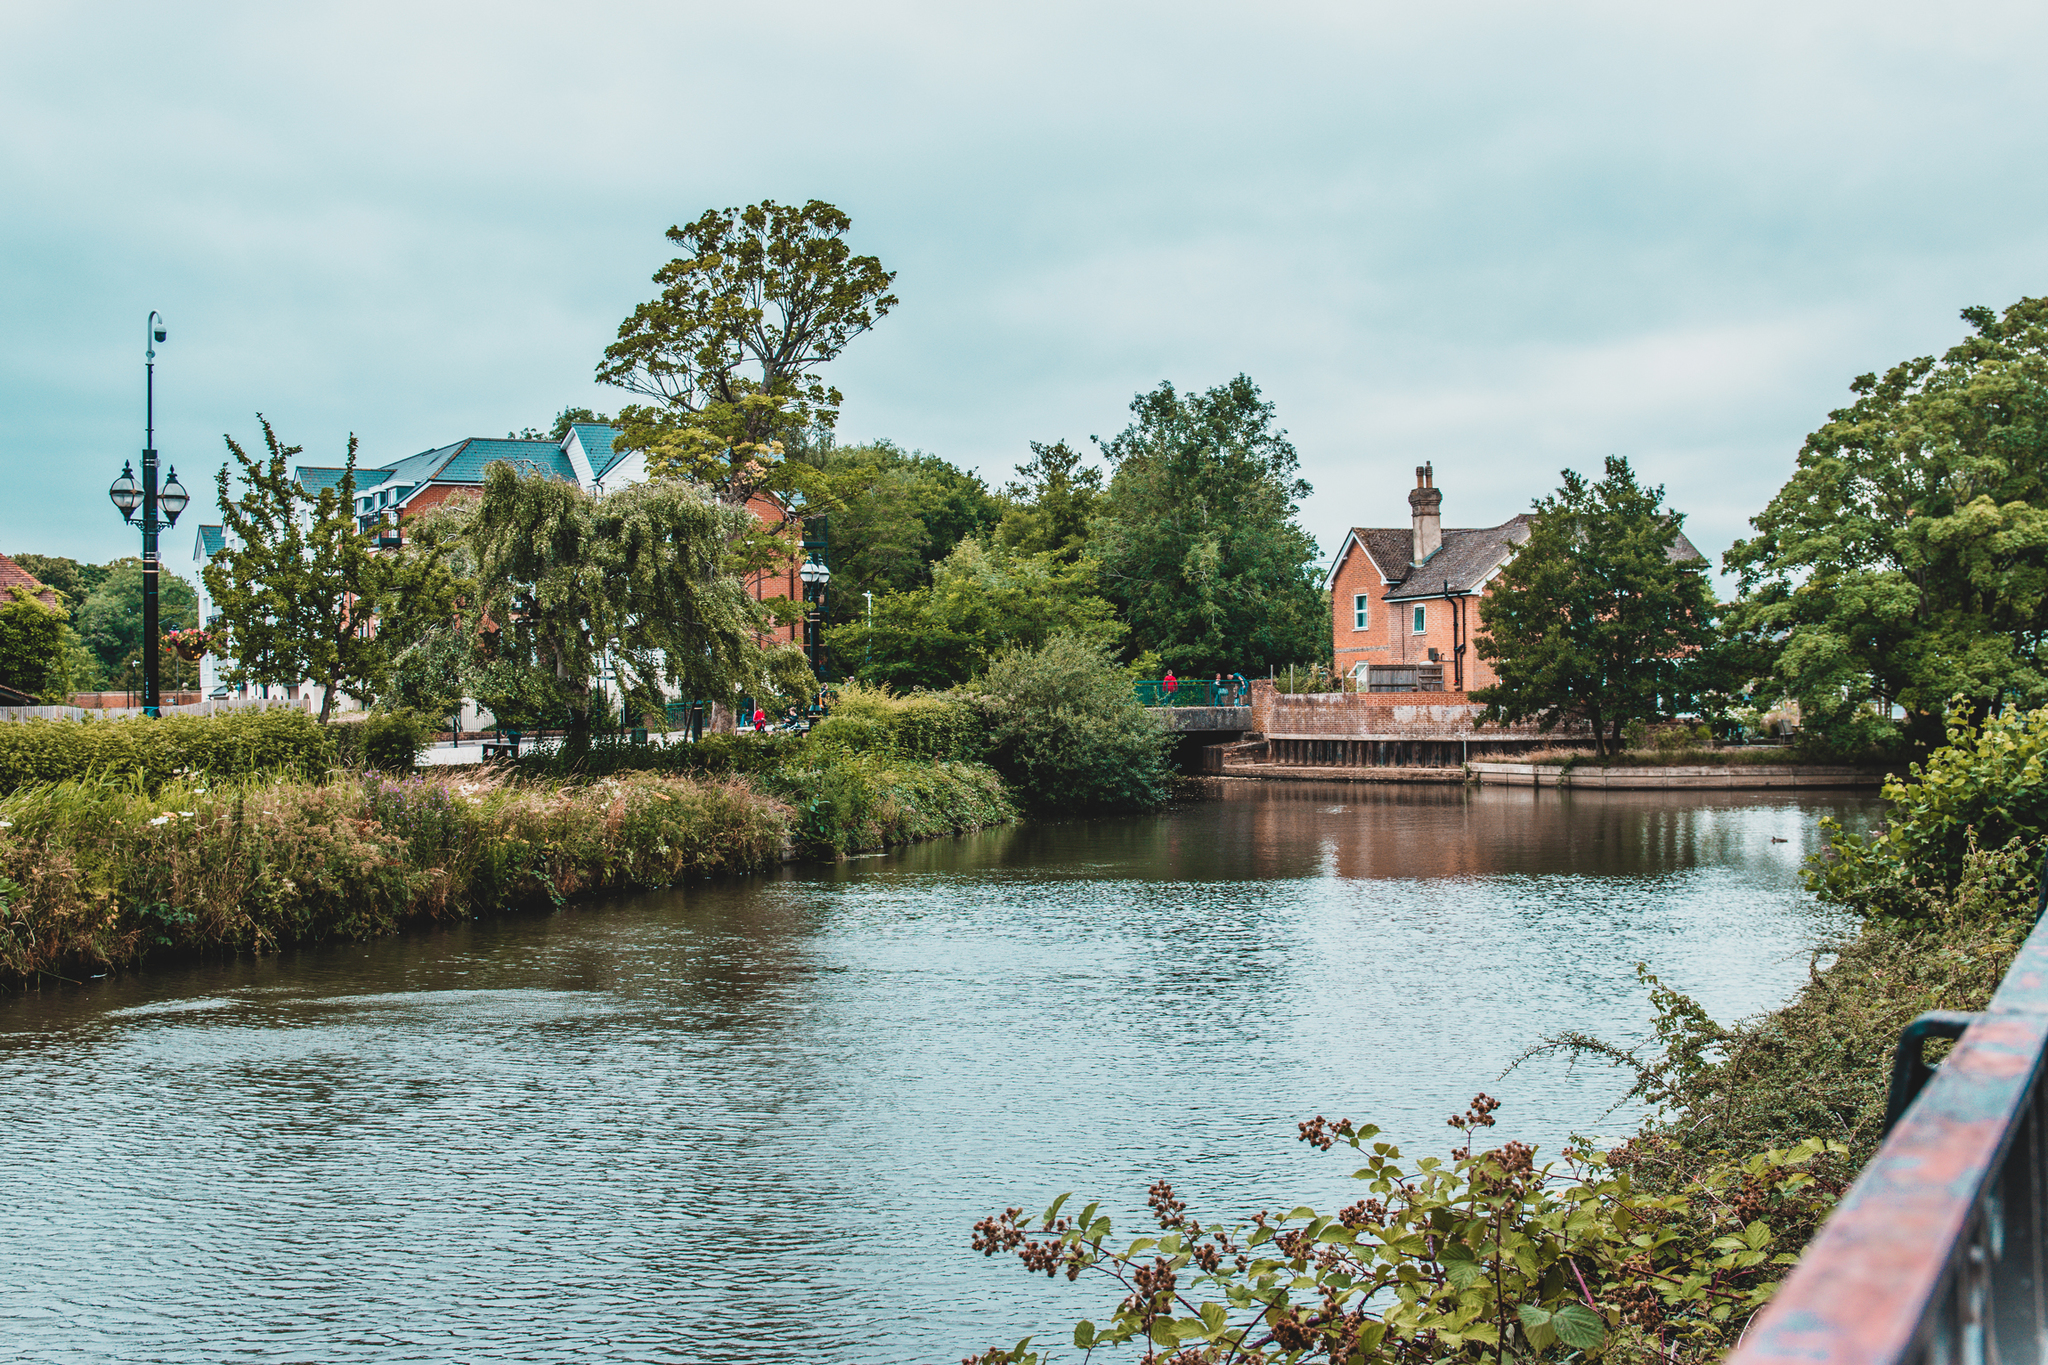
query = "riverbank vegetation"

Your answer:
(963, 705), (2048, 1365)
